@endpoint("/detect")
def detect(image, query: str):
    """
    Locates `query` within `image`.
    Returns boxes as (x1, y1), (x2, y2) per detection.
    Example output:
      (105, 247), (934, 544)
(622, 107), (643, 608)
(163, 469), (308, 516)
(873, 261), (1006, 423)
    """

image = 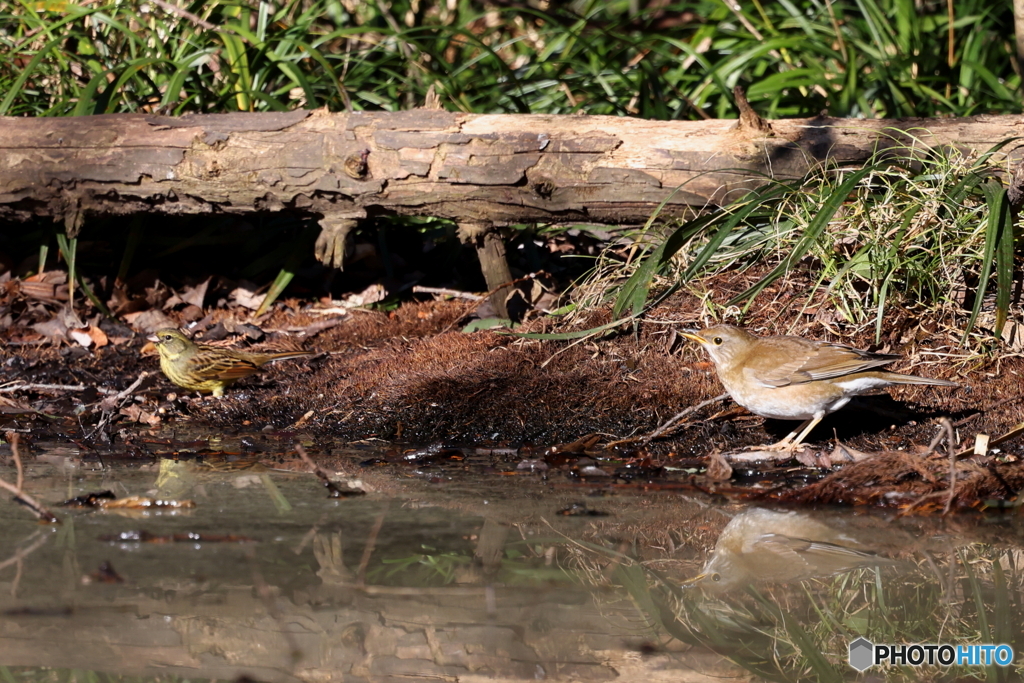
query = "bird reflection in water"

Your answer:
(685, 508), (897, 591)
